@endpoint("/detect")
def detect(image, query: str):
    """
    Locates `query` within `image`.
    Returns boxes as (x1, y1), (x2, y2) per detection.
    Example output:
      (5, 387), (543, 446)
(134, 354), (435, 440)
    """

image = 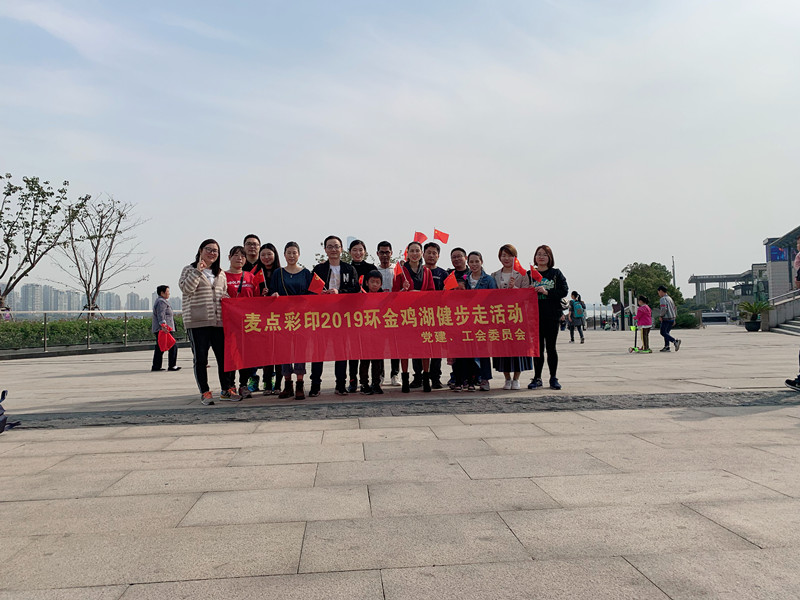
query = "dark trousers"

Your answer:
(187, 327), (227, 394)
(641, 327), (650, 351)
(660, 319), (677, 346)
(348, 359), (361, 382)
(225, 368), (255, 388)
(359, 359), (382, 386)
(412, 358), (442, 379)
(311, 360), (347, 385)
(568, 323), (584, 341)
(534, 318), (560, 379)
(152, 332), (177, 370)
(453, 358), (478, 386)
